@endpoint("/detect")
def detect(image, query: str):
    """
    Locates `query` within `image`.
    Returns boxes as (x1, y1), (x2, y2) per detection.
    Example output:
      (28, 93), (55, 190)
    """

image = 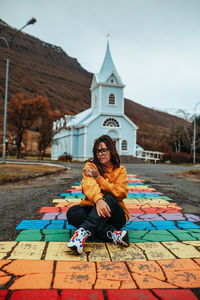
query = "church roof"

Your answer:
(95, 41), (123, 85)
(67, 108), (92, 127)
